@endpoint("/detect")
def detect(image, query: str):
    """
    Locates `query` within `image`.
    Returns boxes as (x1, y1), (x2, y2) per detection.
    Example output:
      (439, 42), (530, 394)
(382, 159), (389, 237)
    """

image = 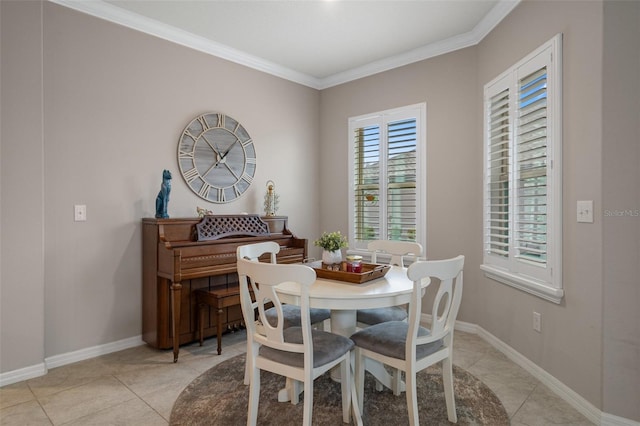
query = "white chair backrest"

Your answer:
(237, 241), (280, 263)
(237, 258), (317, 355)
(367, 240), (423, 267)
(406, 255), (464, 352)
(236, 242), (280, 315)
